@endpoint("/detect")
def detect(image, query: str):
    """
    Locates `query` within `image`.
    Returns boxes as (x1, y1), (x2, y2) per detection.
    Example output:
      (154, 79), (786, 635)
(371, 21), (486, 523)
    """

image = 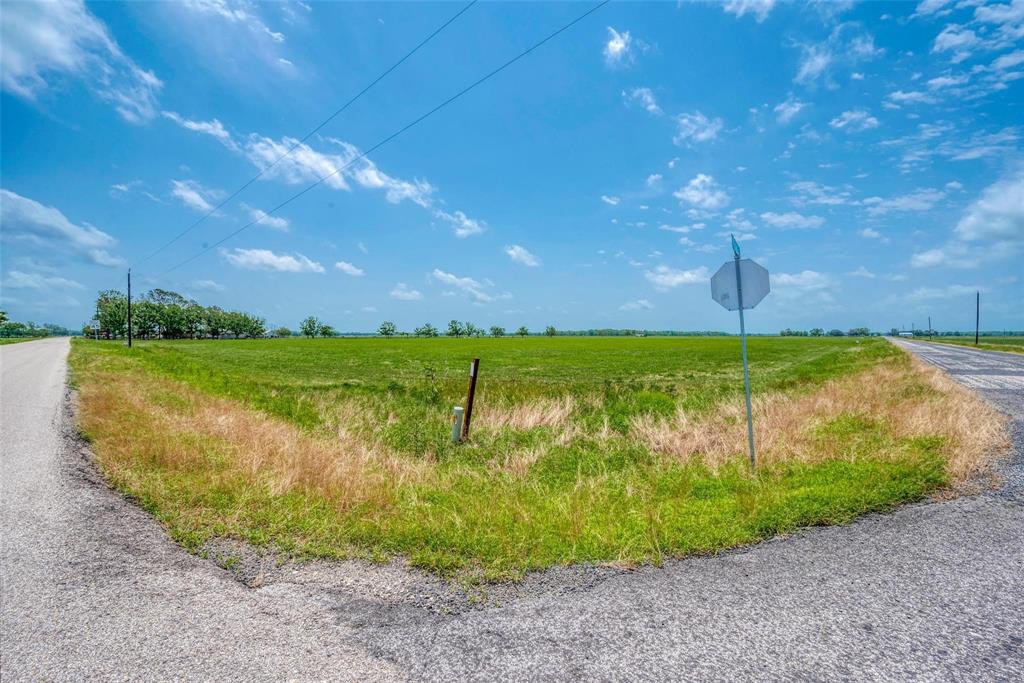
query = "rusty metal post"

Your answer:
(461, 358), (480, 441)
